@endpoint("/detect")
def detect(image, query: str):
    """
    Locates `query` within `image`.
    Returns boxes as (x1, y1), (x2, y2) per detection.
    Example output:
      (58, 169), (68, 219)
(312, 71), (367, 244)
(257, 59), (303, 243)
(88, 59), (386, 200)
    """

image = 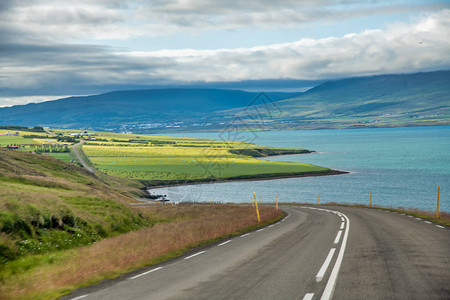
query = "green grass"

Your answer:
(76, 131), (330, 183)
(47, 152), (72, 162)
(0, 148), (151, 265)
(0, 204), (283, 300)
(0, 135), (40, 146)
(97, 159), (328, 179)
